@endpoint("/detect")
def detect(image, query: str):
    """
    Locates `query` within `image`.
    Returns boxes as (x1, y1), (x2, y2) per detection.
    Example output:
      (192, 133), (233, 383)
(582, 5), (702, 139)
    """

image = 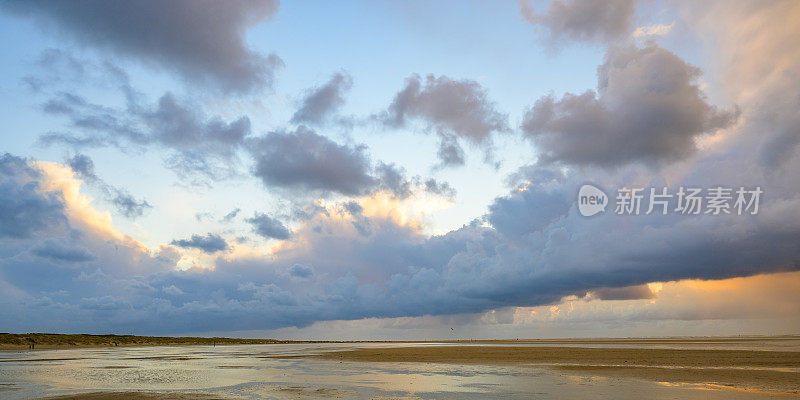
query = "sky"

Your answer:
(0, 0), (798, 339)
